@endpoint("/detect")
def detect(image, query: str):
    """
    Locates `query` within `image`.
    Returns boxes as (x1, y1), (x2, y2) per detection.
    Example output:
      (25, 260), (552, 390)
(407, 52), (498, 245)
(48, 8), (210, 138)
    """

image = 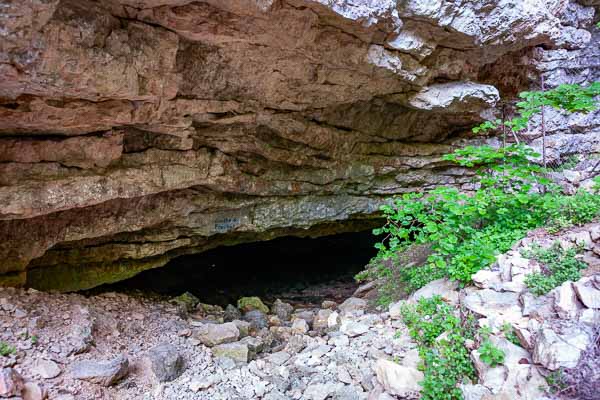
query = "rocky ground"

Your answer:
(0, 223), (599, 400)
